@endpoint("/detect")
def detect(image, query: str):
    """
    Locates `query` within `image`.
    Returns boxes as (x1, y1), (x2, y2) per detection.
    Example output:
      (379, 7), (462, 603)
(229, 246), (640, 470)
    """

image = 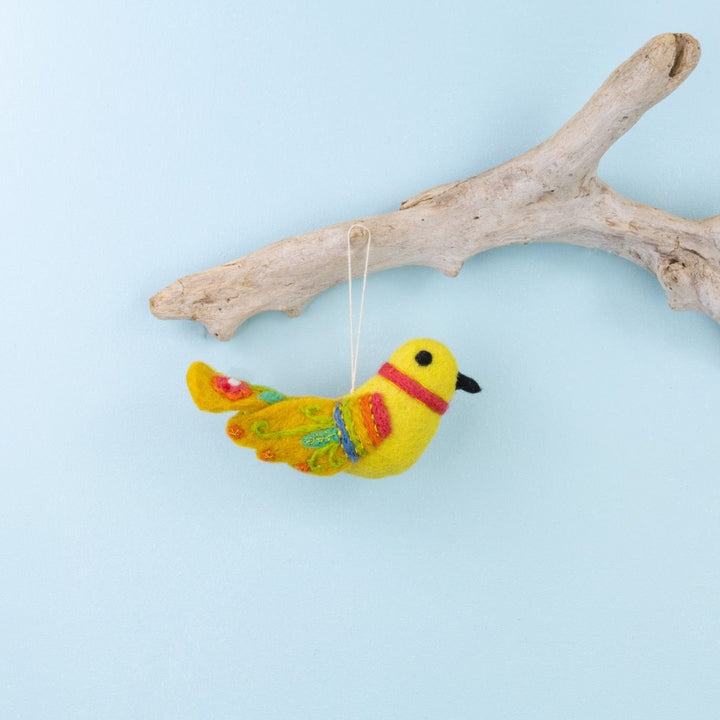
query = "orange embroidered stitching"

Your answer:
(359, 394), (382, 446)
(226, 424), (244, 440)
